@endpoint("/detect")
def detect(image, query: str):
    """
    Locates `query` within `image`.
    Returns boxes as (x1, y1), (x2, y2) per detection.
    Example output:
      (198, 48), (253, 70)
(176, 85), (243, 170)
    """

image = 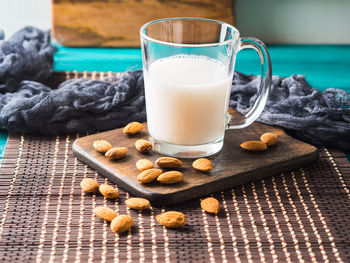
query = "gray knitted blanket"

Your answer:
(1, 27), (349, 150)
